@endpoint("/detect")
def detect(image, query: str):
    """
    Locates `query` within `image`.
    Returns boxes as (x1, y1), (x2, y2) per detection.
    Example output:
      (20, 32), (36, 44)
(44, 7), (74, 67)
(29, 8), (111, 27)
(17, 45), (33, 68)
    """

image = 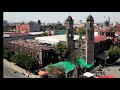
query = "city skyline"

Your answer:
(3, 12), (120, 23)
